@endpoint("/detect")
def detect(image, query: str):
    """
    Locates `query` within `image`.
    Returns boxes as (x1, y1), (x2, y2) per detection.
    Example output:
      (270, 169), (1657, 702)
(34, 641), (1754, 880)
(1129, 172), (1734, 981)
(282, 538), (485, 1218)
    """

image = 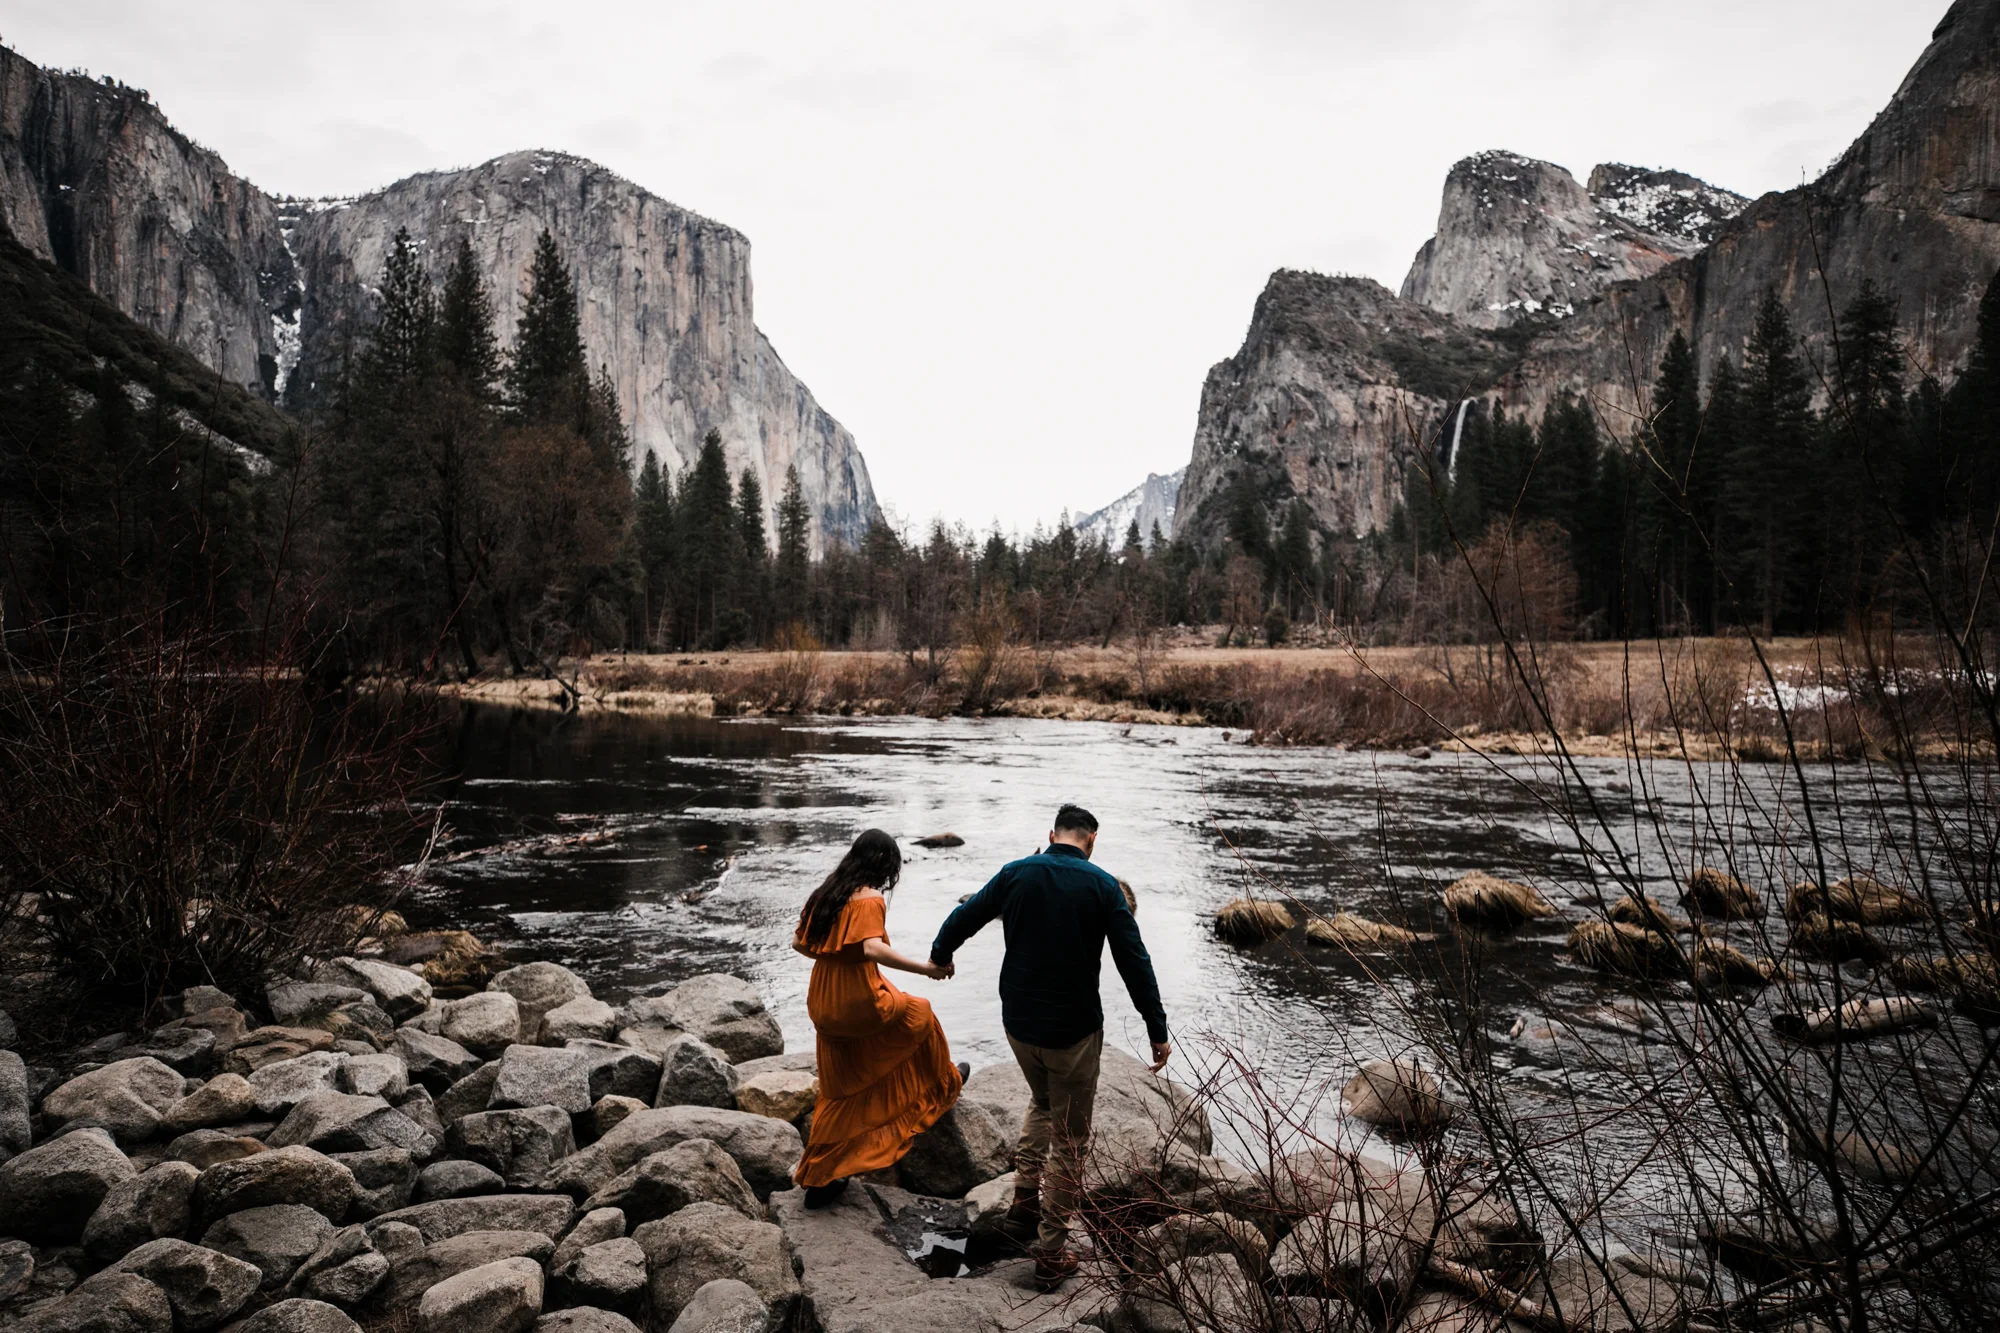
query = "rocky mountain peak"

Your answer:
(1586, 163), (1748, 247)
